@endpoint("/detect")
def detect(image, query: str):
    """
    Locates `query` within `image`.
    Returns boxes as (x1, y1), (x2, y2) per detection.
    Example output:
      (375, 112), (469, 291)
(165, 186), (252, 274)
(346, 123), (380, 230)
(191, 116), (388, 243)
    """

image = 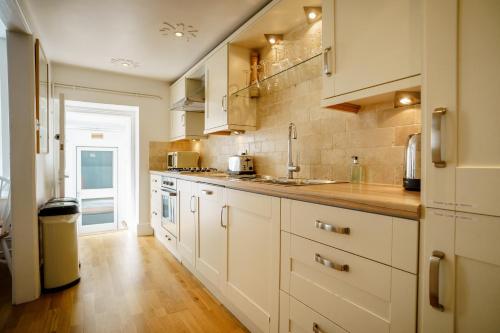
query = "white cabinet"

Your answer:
(195, 183), (226, 292)
(281, 199), (418, 333)
(169, 110), (206, 141)
(423, 0), (500, 216)
(150, 175), (161, 229)
(321, 0), (421, 108)
(204, 44), (257, 134)
(420, 208), (500, 332)
(224, 189), (280, 333)
(177, 180), (197, 272)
